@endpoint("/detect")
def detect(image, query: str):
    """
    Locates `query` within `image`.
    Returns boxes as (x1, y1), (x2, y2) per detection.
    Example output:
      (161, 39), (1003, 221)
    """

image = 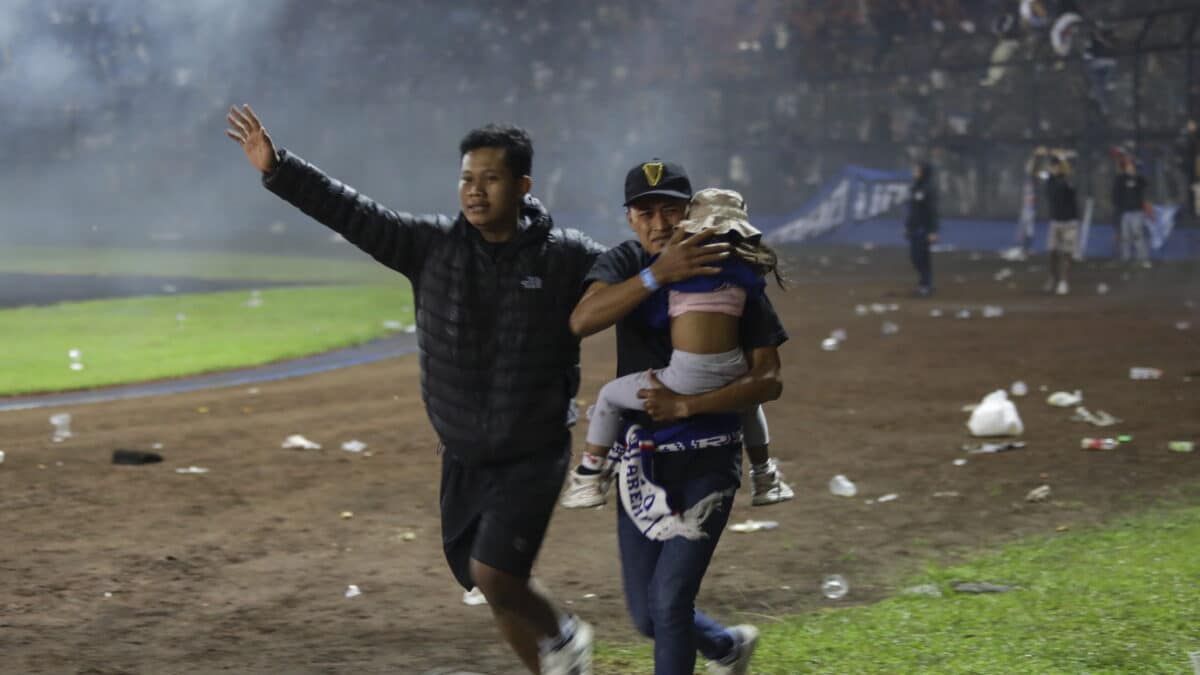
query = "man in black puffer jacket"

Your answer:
(225, 105), (604, 674)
